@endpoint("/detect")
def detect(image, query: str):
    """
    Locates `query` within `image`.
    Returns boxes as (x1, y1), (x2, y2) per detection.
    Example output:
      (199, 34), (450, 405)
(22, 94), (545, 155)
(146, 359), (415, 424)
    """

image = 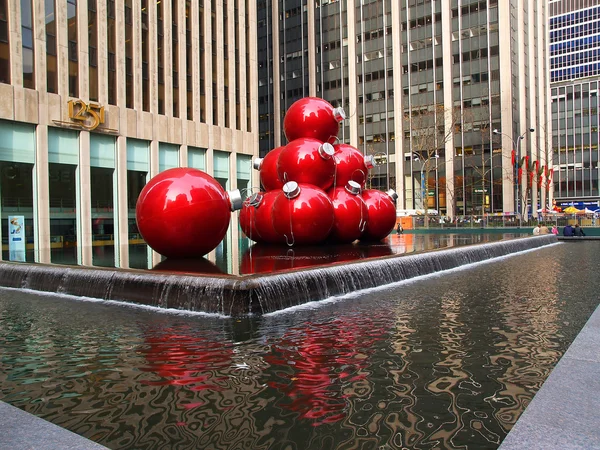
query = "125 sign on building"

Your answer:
(68, 99), (105, 130)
